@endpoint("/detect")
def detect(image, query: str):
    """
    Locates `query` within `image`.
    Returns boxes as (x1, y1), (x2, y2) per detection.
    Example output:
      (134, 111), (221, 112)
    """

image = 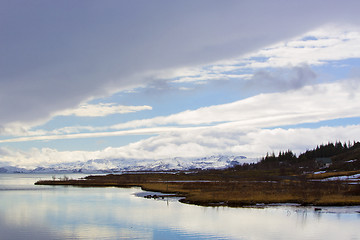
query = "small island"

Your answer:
(35, 141), (360, 207)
